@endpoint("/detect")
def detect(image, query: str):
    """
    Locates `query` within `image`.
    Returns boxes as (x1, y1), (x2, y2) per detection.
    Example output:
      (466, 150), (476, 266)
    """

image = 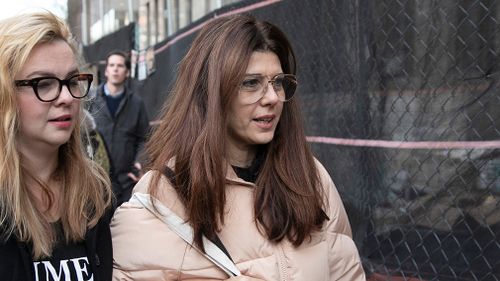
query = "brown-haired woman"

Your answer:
(111, 14), (365, 280)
